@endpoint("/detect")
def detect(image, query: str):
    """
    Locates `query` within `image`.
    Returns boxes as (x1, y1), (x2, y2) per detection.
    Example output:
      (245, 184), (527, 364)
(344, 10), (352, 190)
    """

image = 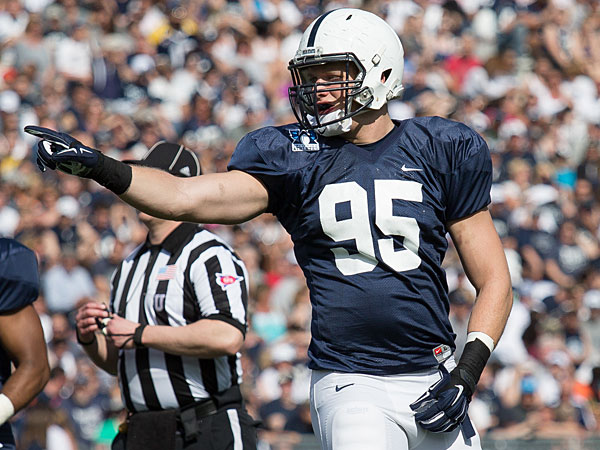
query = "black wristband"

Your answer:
(133, 324), (146, 348)
(87, 153), (133, 195)
(452, 339), (491, 398)
(76, 329), (96, 346)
